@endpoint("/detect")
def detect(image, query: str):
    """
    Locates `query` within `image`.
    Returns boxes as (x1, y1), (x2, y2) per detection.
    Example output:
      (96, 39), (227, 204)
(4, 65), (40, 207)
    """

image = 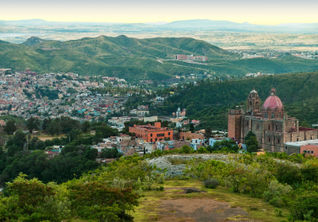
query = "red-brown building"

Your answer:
(129, 122), (173, 143)
(179, 131), (204, 141)
(300, 145), (318, 157)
